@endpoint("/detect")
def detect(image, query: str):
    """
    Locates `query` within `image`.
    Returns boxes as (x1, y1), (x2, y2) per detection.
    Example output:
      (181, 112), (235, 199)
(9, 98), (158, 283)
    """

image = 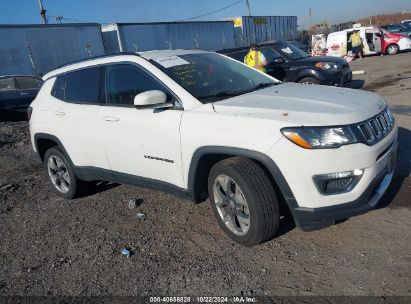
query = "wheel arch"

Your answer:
(385, 43), (399, 54)
(295, 68), (322, 83)
(187, 146), (298, 214)
(34, 133), (72, 165)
